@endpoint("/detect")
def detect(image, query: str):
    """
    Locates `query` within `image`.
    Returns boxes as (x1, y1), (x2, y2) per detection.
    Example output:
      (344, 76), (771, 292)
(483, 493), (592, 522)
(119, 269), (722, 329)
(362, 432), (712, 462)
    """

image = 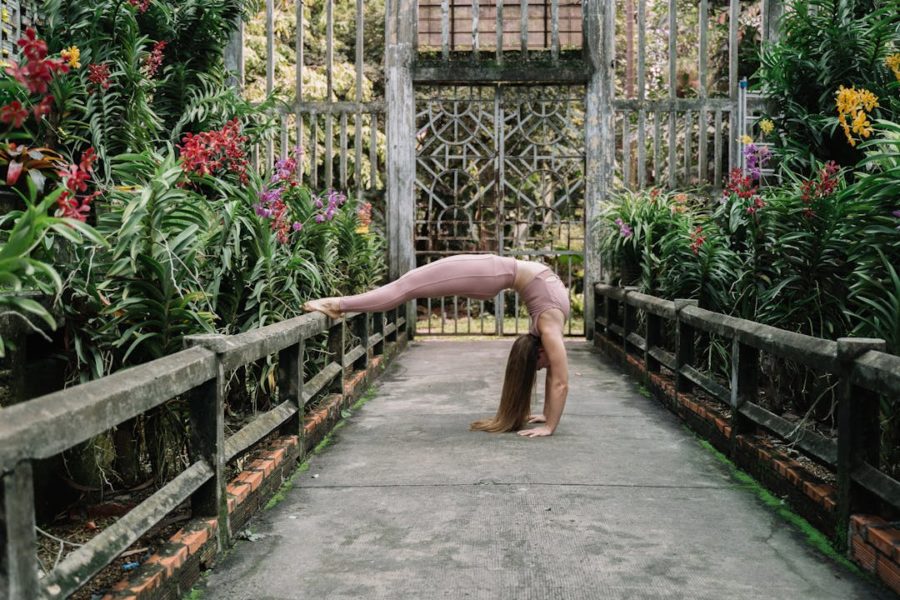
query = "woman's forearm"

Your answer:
(543, 372), (569, 432)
